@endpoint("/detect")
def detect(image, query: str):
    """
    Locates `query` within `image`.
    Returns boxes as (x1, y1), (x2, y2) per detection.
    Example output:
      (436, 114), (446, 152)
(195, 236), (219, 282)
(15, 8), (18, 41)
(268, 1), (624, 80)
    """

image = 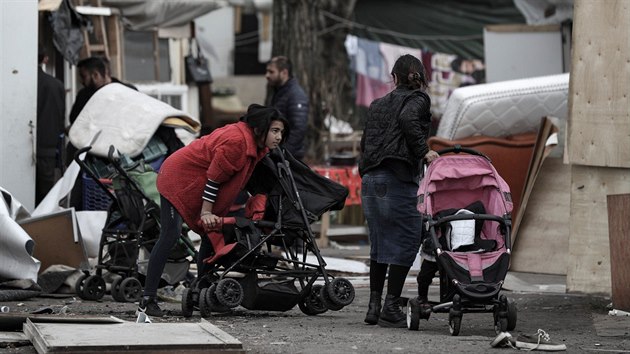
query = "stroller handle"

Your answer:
(436, 145), (491, 161)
